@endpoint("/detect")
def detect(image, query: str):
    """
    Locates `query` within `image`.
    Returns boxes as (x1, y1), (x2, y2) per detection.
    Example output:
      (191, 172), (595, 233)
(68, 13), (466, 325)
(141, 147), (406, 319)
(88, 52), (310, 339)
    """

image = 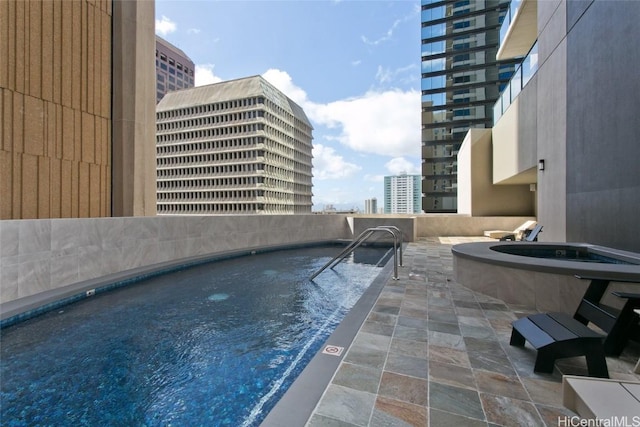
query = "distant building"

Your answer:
(156, 36), (195, 103)
(156, 75), (314, 215)
(384, 173), (422, 214)
(364, 198), (377, 214)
